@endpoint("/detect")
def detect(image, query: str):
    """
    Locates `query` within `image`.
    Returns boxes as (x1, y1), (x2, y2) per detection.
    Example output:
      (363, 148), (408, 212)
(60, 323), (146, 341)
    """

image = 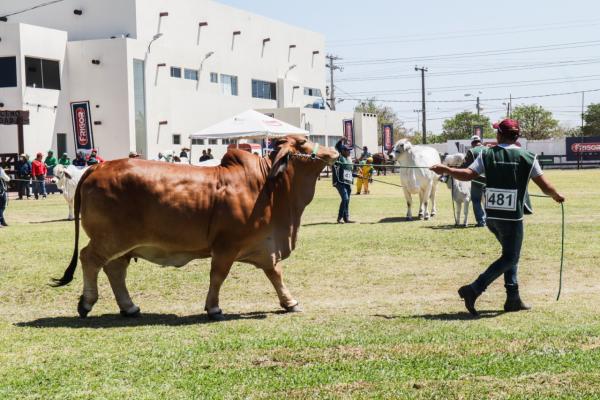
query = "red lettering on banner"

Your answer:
(571, 143), (600, 153)
(76, 107), (88, 146)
